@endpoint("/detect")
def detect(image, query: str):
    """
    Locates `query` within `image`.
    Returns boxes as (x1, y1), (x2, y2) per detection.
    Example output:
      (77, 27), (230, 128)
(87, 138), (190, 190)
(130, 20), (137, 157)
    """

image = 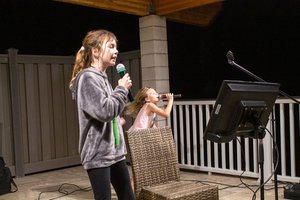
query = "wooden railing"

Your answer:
(166, 98), (300, 183)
